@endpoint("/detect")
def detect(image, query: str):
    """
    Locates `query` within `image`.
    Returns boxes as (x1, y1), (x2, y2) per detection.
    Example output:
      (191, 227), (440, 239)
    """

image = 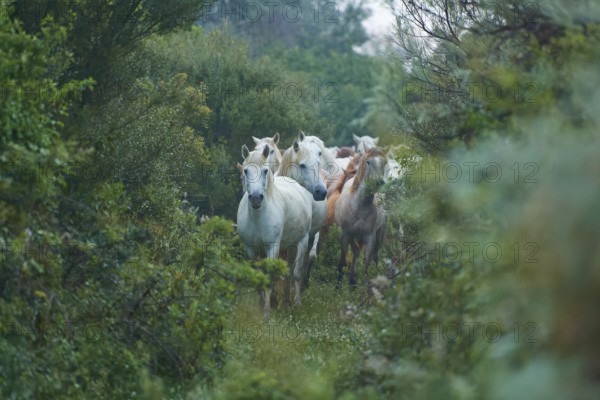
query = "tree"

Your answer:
(13, 0), (216, 91)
